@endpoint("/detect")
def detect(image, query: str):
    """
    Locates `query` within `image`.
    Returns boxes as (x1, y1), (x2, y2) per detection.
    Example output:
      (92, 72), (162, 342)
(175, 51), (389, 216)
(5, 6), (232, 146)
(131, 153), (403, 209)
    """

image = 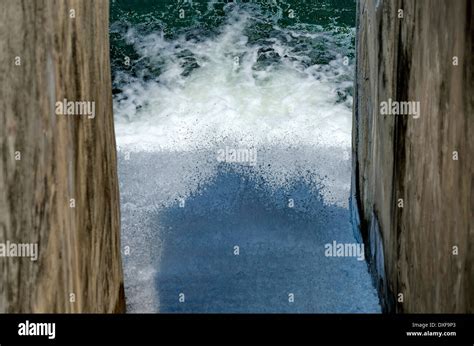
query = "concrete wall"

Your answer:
(352, 0), (473, 312)
(0, 0), (125, 312)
